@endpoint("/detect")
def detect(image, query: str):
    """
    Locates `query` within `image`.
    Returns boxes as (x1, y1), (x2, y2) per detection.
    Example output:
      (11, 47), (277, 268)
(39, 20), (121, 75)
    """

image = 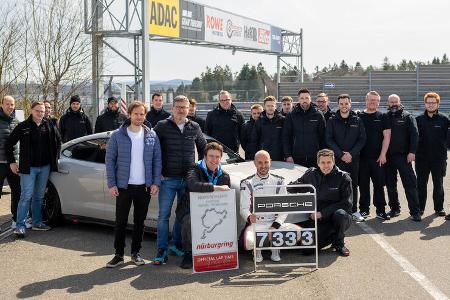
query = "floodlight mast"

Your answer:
(84, 0), (302, 118)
